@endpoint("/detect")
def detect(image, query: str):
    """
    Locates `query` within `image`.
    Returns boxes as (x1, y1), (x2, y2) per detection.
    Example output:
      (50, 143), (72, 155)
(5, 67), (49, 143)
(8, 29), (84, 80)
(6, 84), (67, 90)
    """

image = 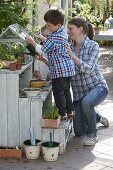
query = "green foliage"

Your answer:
(43, 106), (59, 119)
(44, 0), (57, 6)
(97, 40), (113, 46)
(0, 44), (24, 61)
(71, 2), (103, 28)
(0, 0), (28, 34)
